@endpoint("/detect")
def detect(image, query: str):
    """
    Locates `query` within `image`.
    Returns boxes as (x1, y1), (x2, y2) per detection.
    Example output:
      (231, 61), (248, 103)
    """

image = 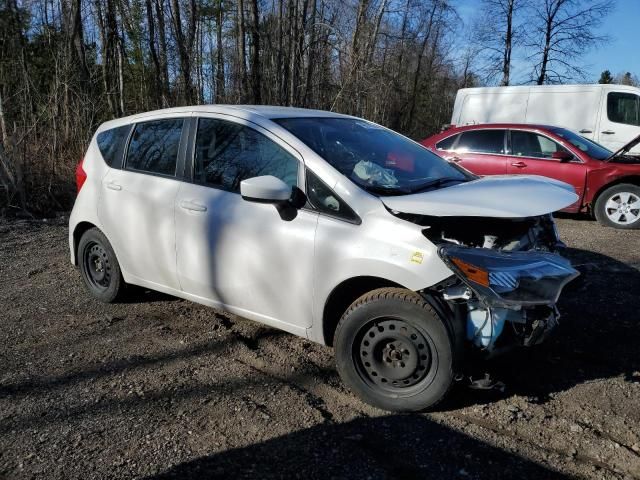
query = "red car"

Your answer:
(421, 124), (640, 229)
